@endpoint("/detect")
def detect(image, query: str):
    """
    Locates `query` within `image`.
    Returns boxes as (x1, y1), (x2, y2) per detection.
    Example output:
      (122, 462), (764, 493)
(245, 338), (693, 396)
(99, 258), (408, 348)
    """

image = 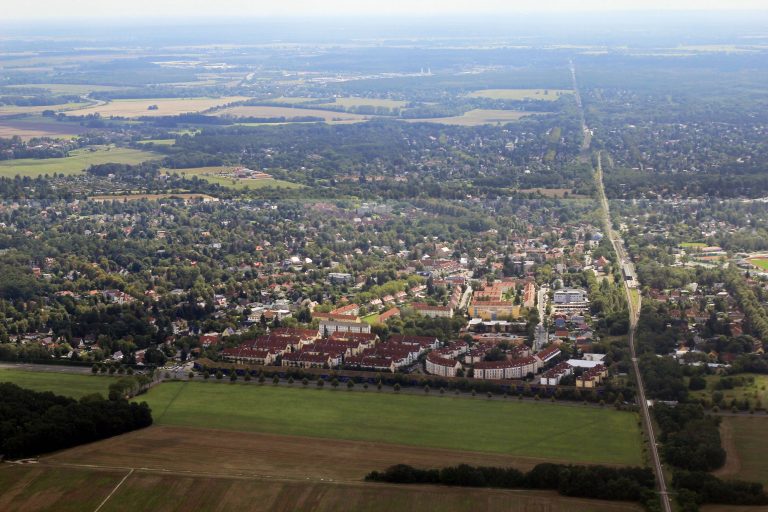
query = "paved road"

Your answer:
(572, 61), (672, 512)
